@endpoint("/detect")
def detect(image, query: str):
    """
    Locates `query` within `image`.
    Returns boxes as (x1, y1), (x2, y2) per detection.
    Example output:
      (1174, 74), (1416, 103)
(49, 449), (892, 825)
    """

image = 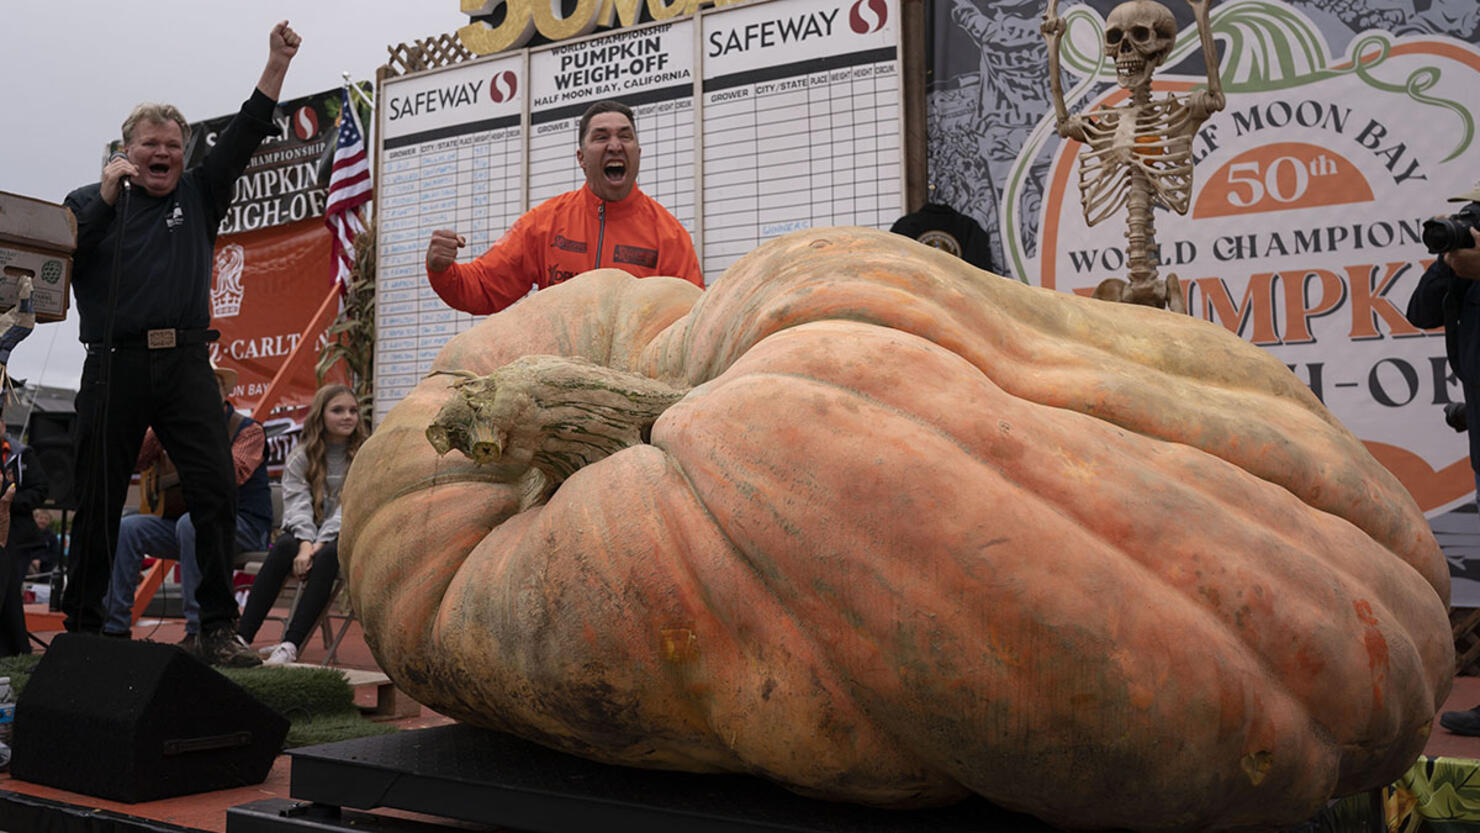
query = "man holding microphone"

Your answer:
(59, 21), (301, 667)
